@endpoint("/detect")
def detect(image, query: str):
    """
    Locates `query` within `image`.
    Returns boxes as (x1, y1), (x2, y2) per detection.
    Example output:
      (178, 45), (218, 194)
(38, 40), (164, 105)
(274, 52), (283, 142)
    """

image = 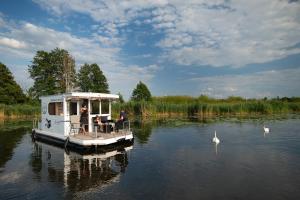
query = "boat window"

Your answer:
(70, 102), (77, 115)
(48, 102), (63, 116)
(101, 100), (109, 114)
(91, 100), (100, 114)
